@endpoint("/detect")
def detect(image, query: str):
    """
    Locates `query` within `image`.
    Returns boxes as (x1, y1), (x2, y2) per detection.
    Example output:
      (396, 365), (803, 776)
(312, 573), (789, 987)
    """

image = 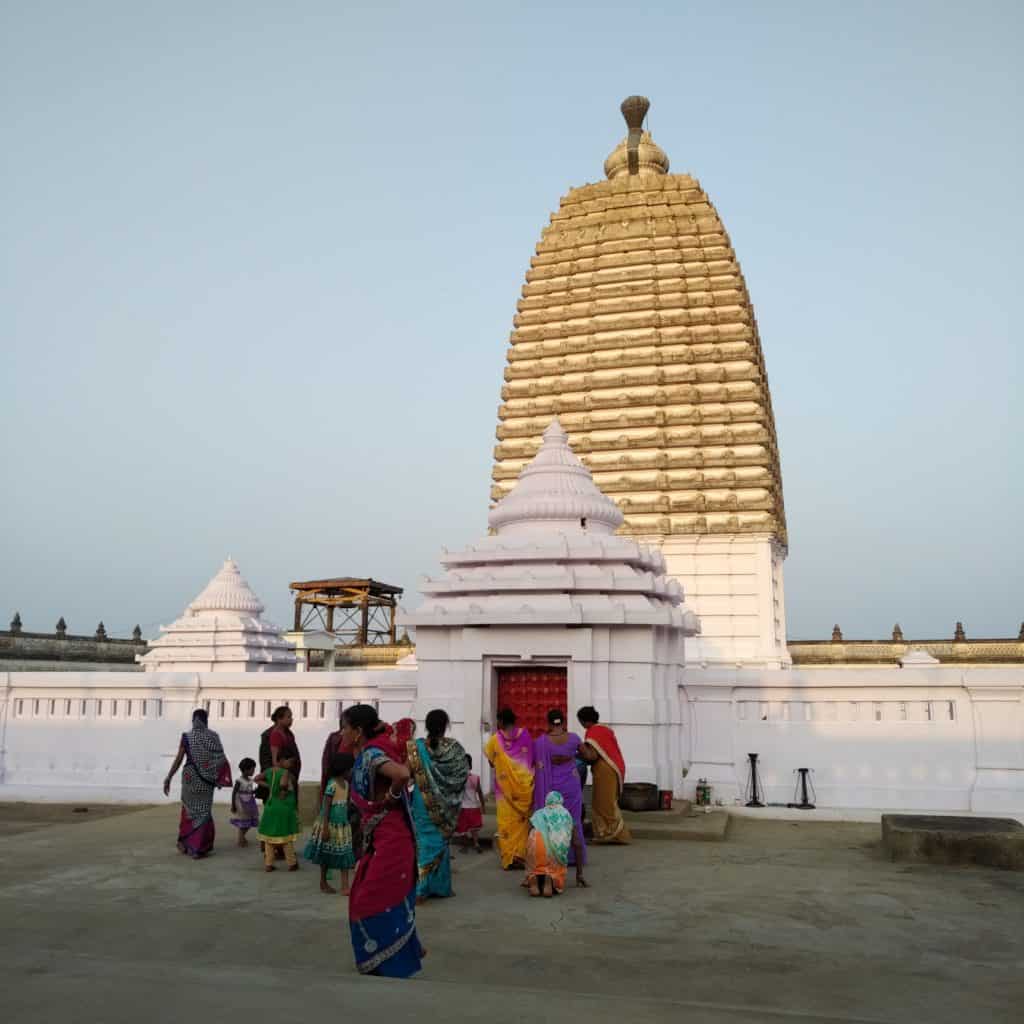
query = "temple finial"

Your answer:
(620, 95), (650, 176)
